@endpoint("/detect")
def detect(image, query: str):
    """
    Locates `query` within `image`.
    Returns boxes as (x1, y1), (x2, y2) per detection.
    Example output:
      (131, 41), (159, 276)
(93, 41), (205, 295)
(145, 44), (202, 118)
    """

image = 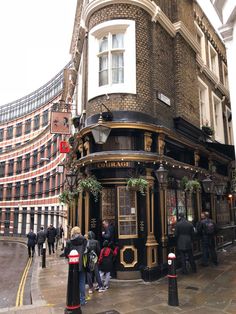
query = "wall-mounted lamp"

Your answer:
(91, 103), (113, 145)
